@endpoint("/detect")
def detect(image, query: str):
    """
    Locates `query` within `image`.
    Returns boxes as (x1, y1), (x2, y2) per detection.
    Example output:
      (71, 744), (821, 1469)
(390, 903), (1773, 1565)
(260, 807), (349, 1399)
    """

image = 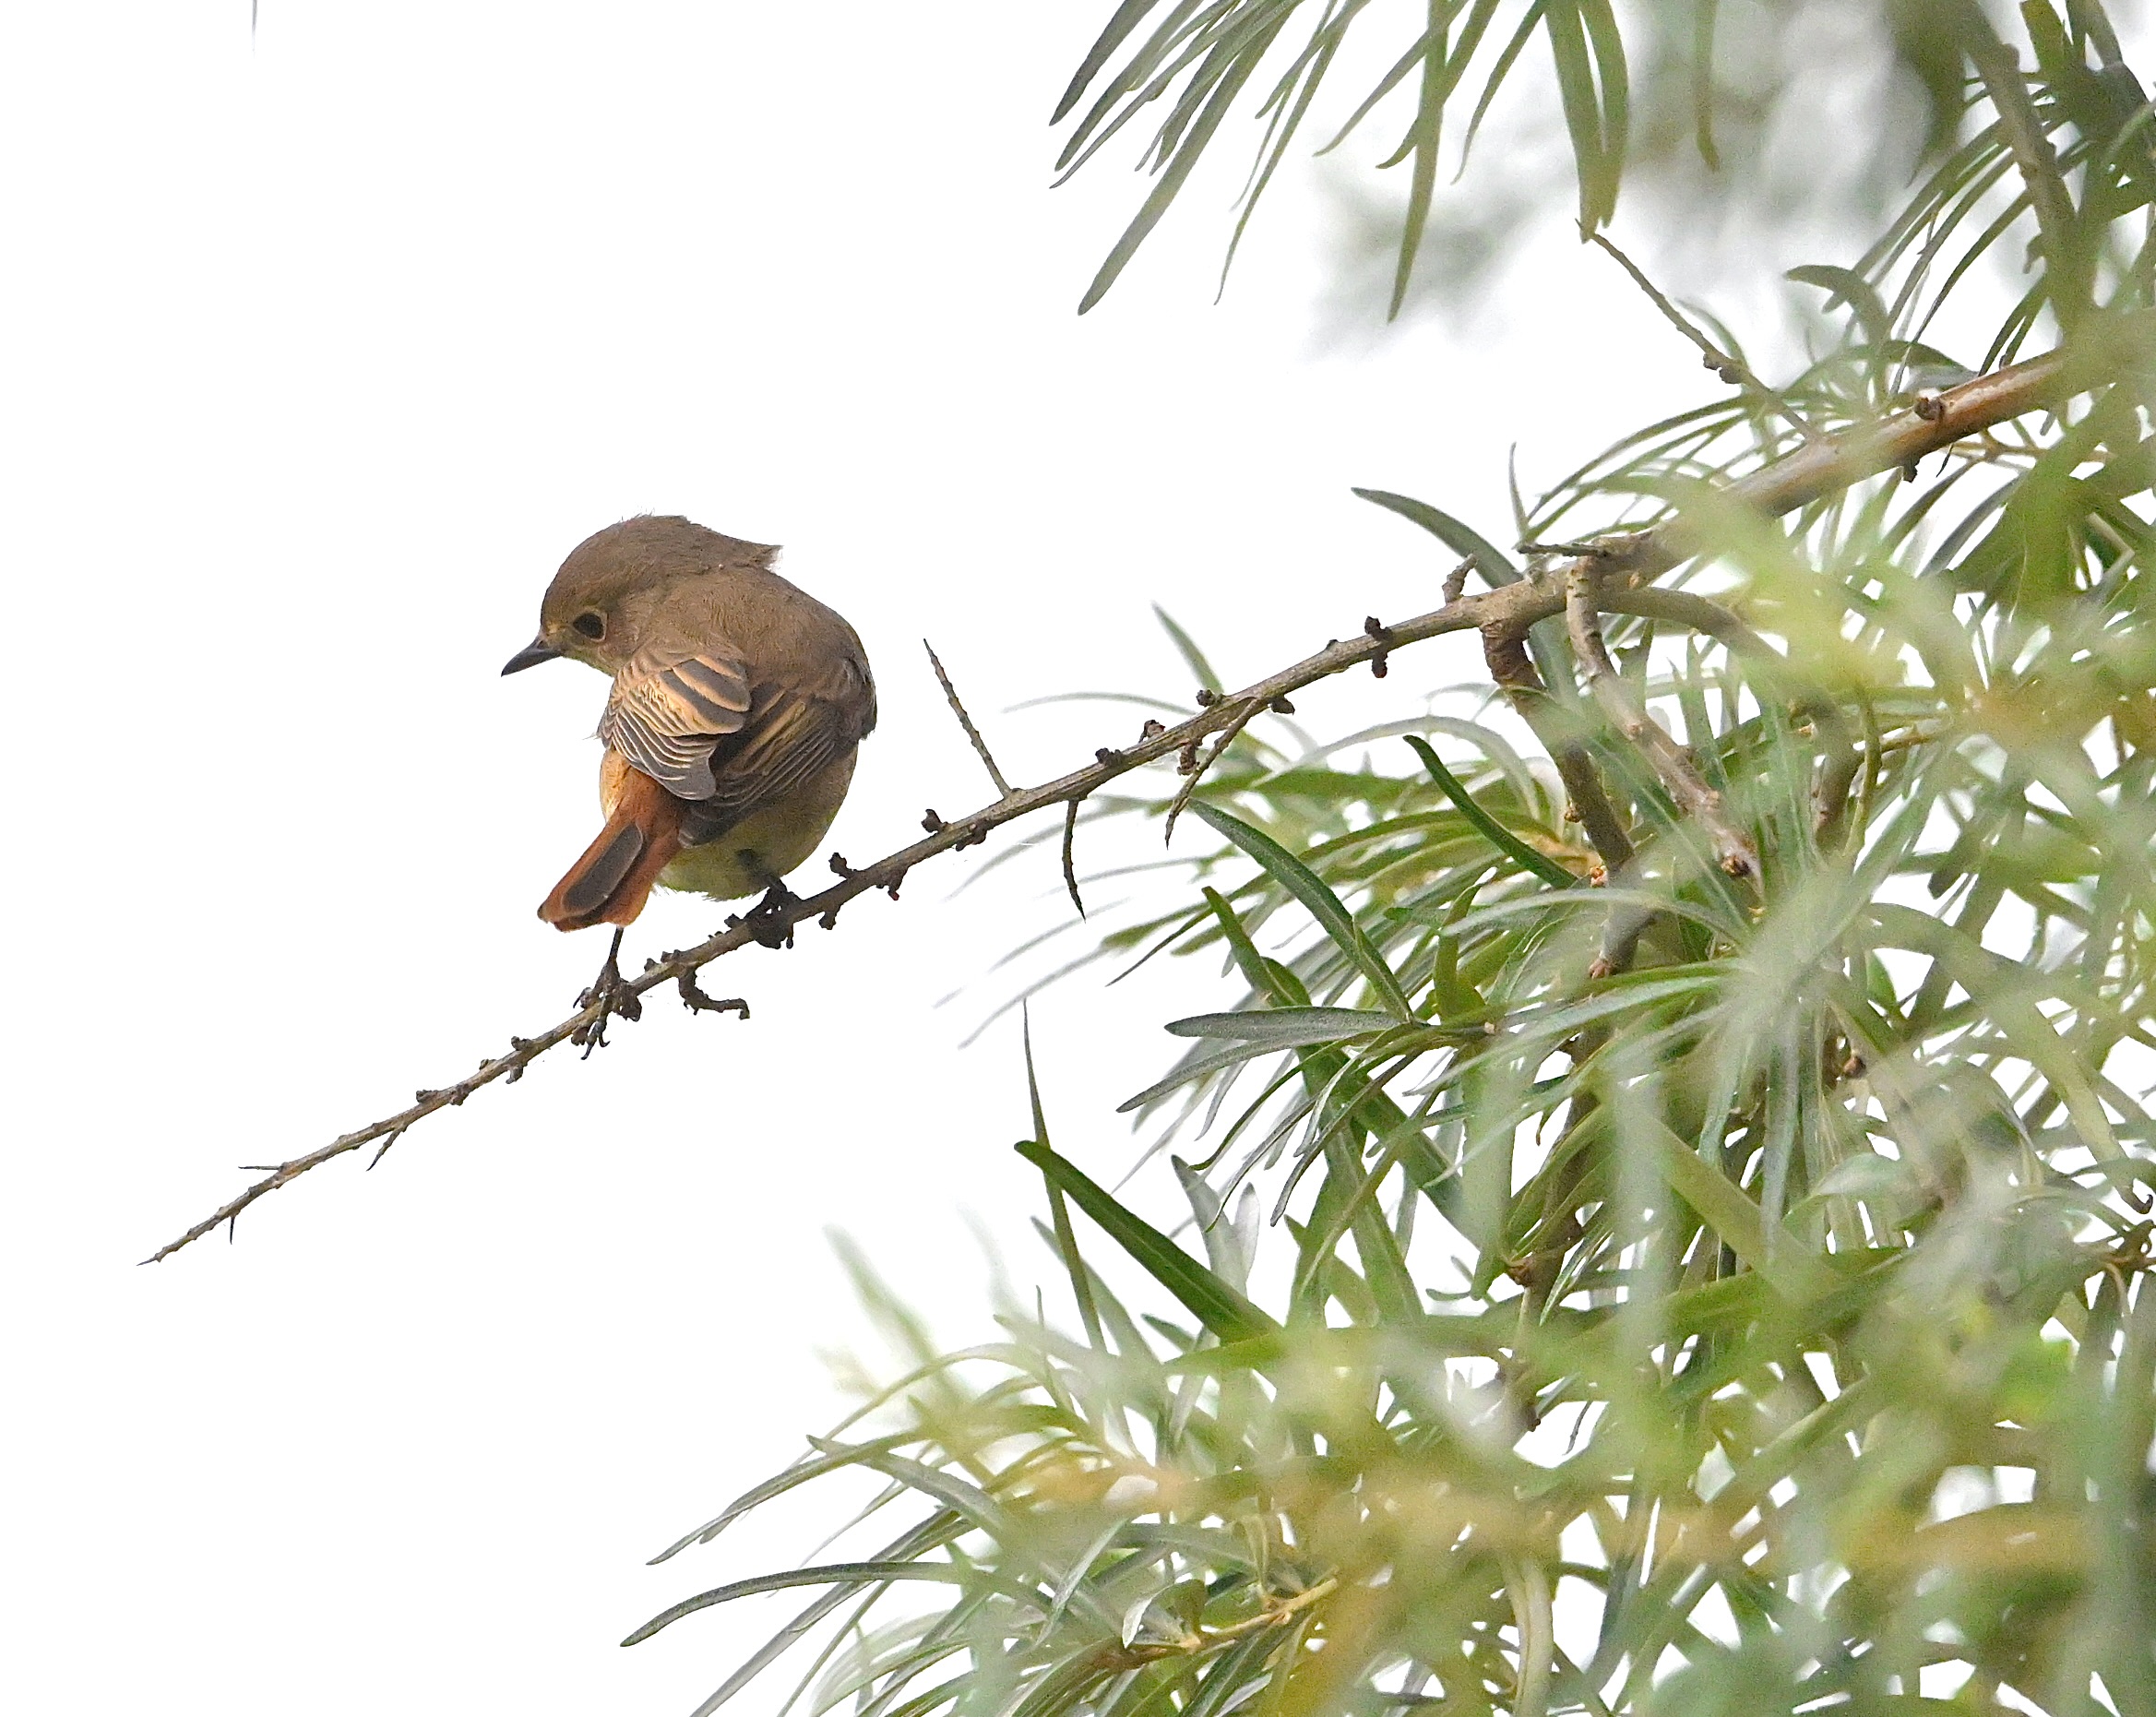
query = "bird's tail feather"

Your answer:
(539, 760), (683, 930)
